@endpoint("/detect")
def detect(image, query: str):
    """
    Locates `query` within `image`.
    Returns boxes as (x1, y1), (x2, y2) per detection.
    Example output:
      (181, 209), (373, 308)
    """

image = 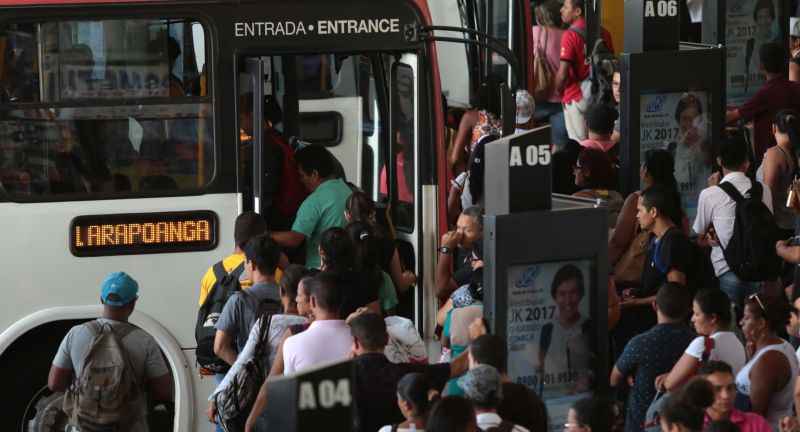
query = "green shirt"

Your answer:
(291, 178), (352, 268)
(378, 271), (398, 312)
